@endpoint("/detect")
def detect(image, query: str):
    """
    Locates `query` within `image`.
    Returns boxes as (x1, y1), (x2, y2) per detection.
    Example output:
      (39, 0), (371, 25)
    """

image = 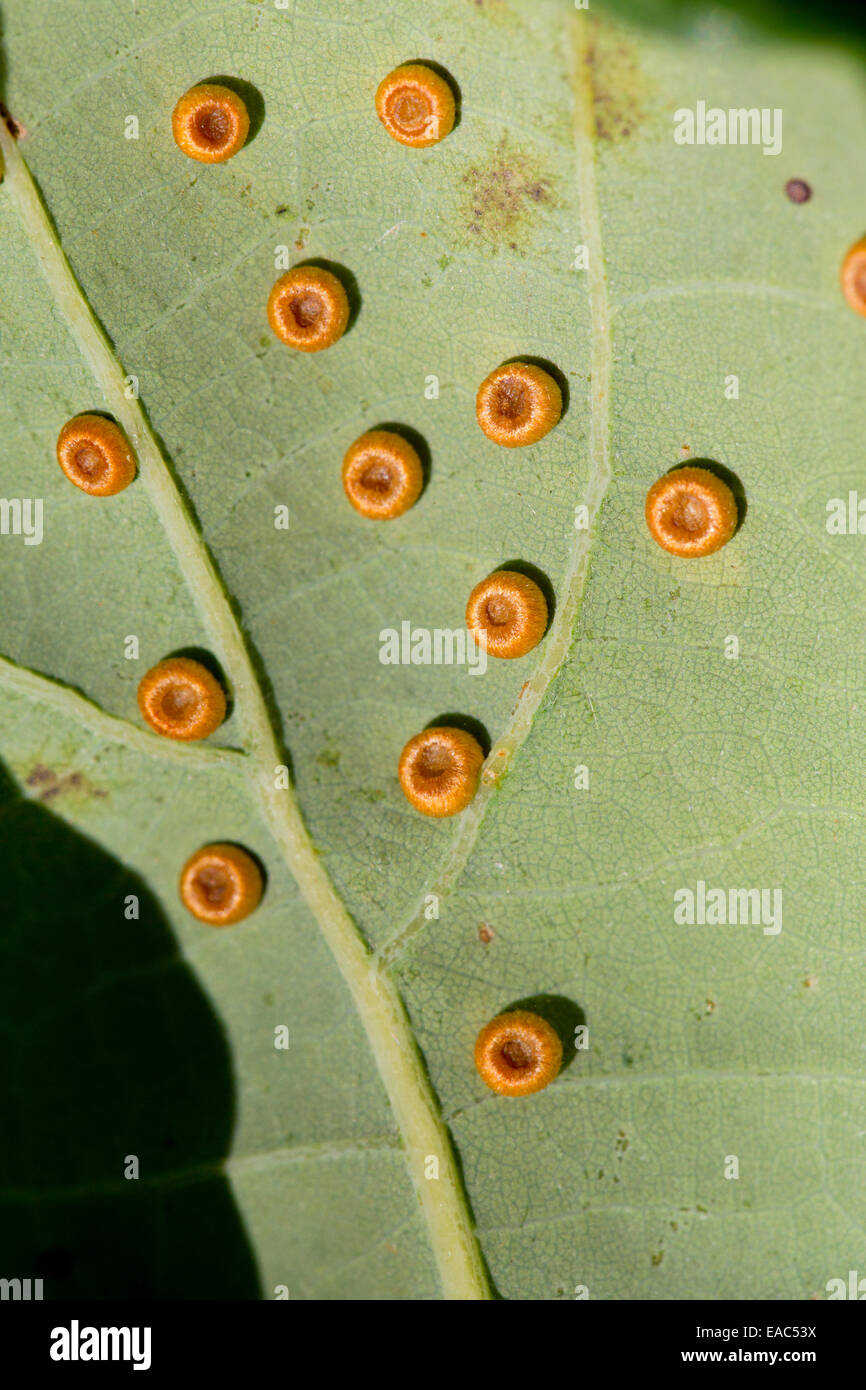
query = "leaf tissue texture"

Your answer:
(0, 0), (865, 1300)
